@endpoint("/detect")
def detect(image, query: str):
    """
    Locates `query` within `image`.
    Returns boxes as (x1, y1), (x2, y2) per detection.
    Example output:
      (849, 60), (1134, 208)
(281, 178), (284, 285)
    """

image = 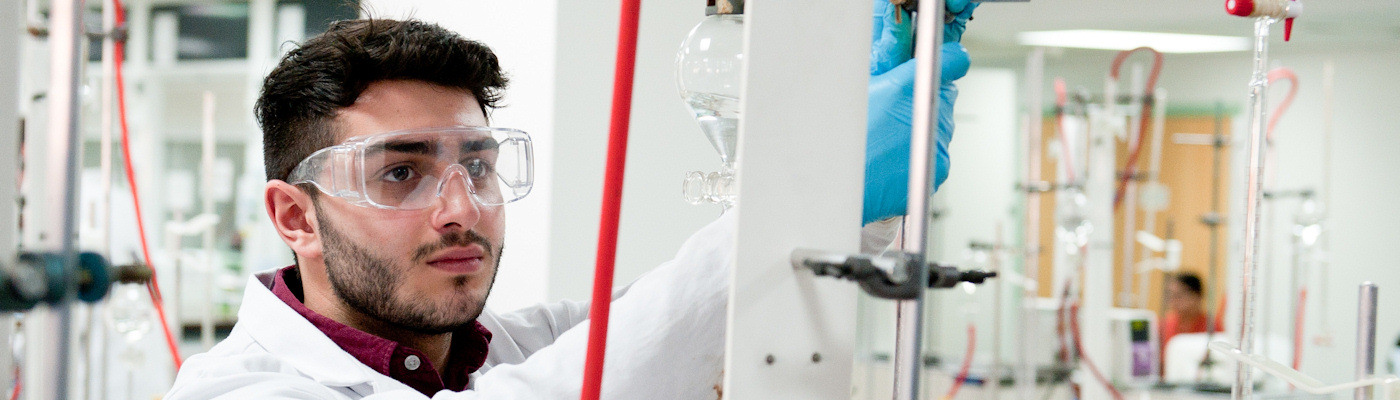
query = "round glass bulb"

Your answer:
(676, 14), (744, 167)
(106, 283), (153, 343)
